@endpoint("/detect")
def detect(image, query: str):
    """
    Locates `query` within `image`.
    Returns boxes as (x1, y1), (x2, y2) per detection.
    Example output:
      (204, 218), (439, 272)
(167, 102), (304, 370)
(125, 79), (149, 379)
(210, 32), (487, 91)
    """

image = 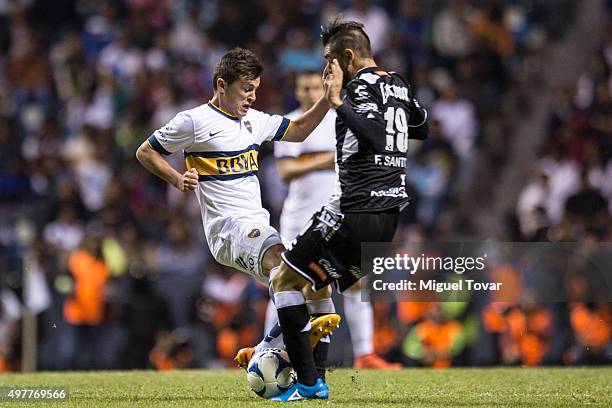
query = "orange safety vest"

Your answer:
(63, 250), (109, 325)
(570, 303), (611, 348)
